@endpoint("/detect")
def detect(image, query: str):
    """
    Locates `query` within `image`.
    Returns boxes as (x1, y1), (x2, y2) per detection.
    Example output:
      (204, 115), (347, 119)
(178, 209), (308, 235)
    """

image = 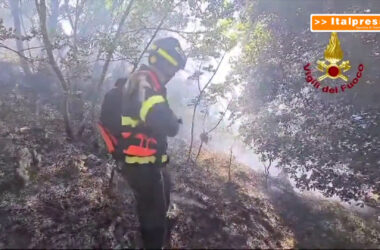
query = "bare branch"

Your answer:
(194, 99), (232, 163)
(197, 62), (202, 93)
(187, 53), (227, 162)
(199, 52), (226, 96)
(64, 0), (75, 32)
(124, 27), (207, 35)
(131, 13), (167, 72)
(9, 0), (32, 75)
(207, 99), (232, 134)
(96, 0), (135, 92)
(19, 45), (45, 52)
(195, 140), (204, 162)
(0, 44), (34, 61)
